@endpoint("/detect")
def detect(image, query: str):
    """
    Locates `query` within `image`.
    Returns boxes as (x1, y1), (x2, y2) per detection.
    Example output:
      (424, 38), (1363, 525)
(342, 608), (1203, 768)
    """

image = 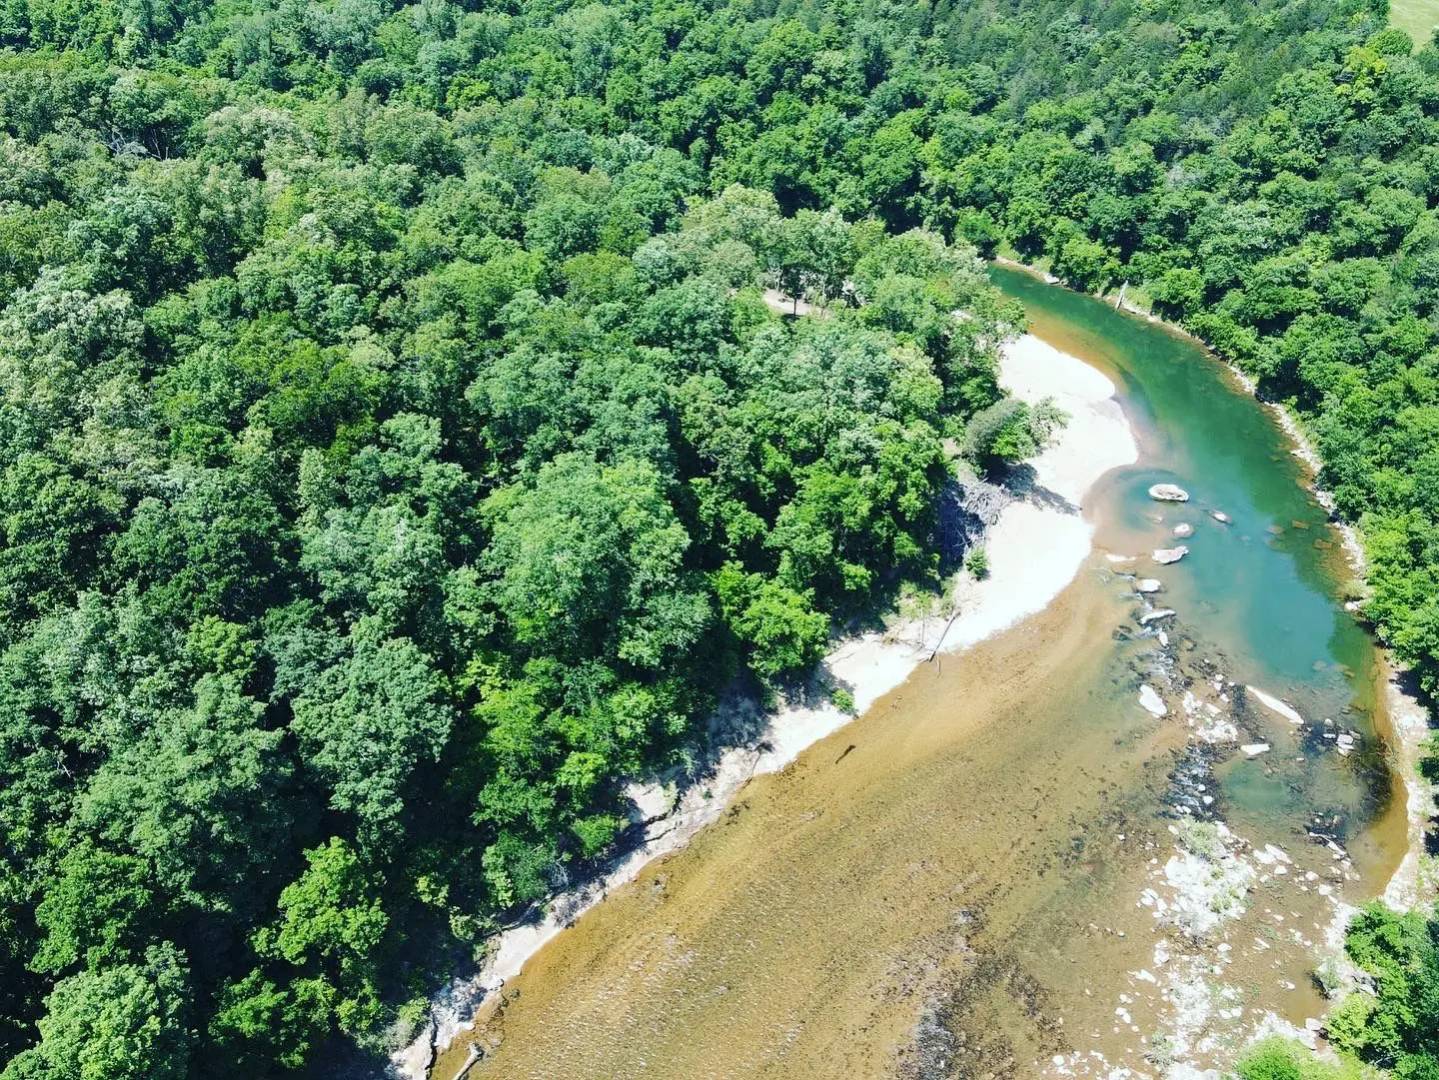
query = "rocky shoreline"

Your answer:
(1050, 558), (1379, 1078)
(392, 332), (1140, 1080)
(994, 257), (1433, 920)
